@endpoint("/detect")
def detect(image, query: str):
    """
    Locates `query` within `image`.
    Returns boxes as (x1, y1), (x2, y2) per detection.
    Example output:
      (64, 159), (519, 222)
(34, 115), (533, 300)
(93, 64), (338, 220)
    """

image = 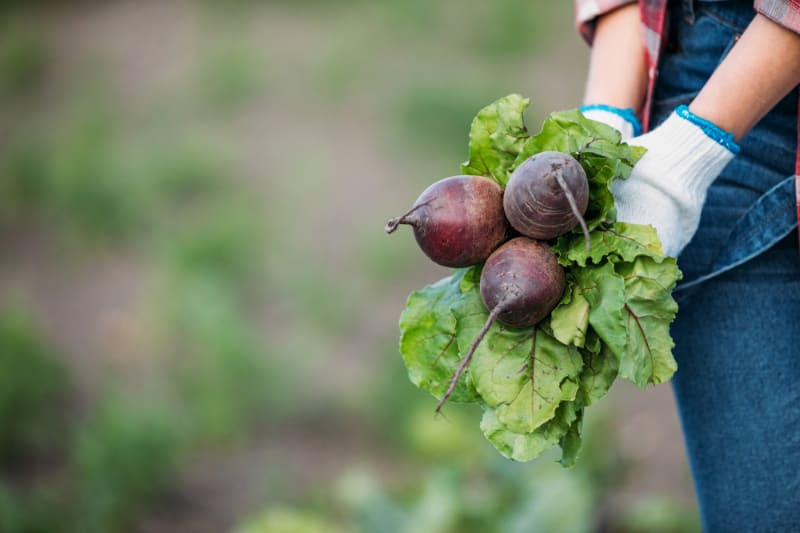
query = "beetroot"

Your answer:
(436, 237), (566, 412)
(479, 237), (566, 328)
(504, 151), (590, 249)
(385, 175), (508, 268)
